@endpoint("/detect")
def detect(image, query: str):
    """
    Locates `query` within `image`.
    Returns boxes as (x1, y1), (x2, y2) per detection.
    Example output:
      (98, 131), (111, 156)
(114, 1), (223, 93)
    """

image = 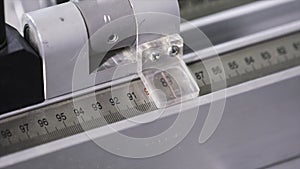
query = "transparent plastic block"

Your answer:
(137, 34), (200, 108)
